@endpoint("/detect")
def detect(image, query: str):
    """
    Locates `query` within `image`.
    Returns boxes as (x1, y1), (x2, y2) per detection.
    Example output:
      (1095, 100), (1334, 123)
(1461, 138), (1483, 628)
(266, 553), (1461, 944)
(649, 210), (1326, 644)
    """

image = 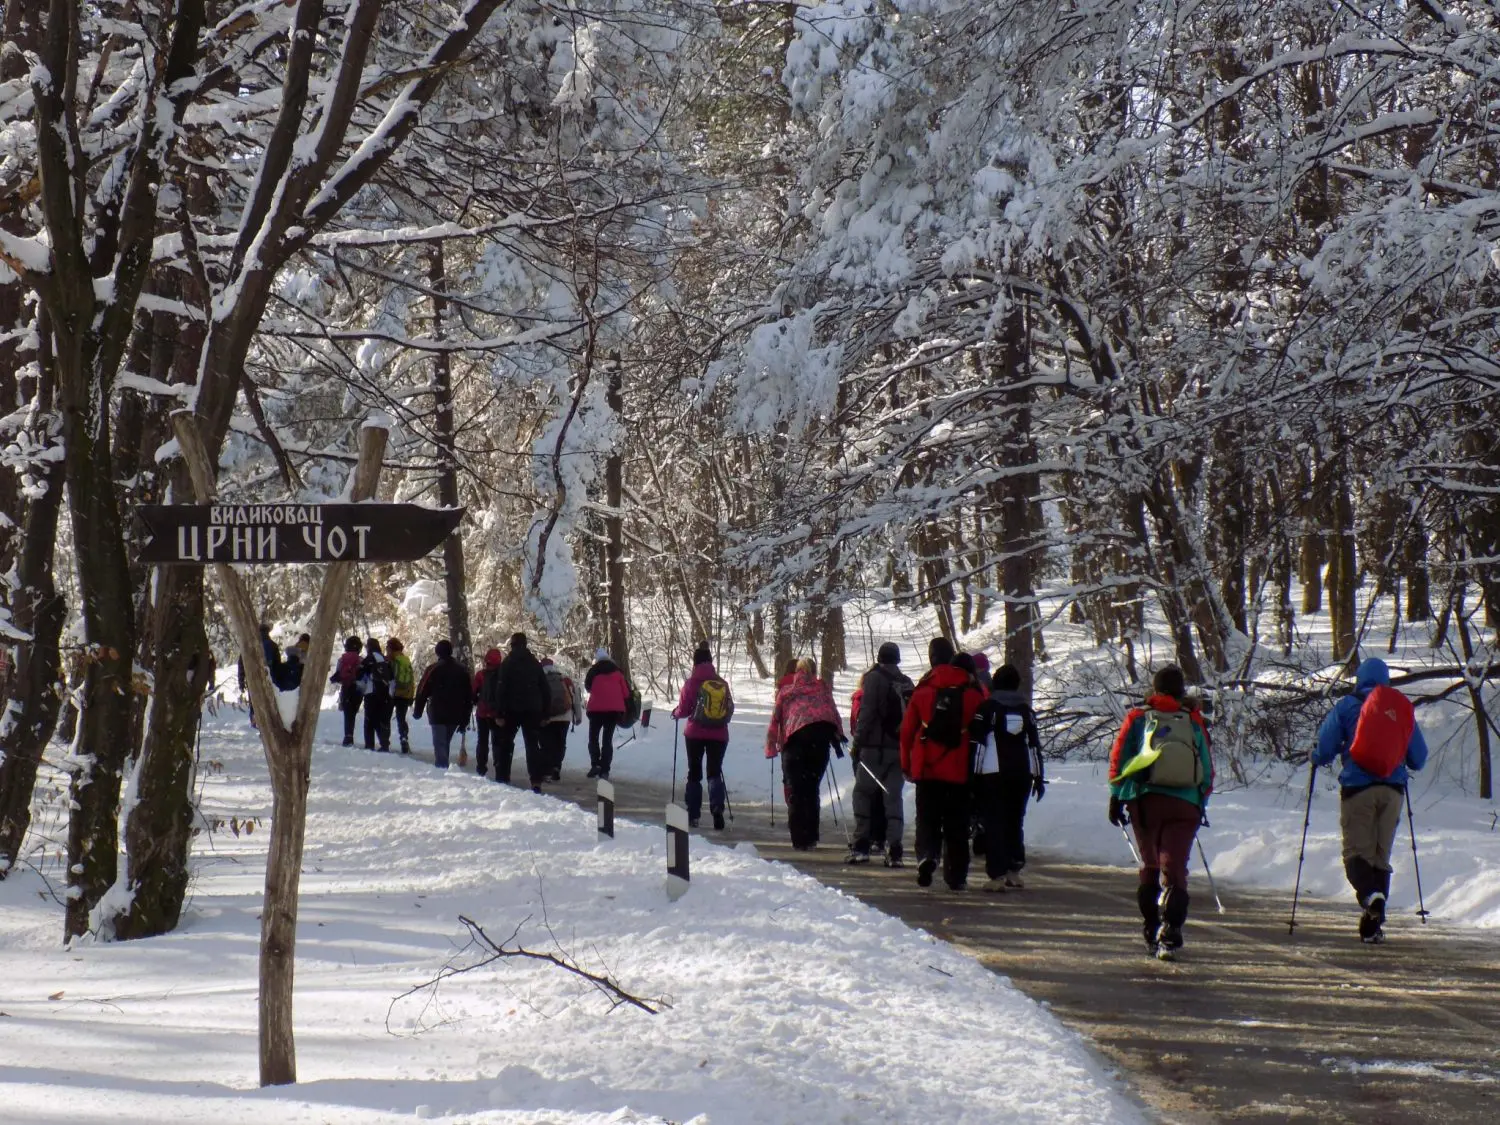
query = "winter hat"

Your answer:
(972, 652), (991, 677)
(510, 632), (528, 651)
(484, 647), (502, 667)
(693, 644), (712, 666)
(993, 663), (1021, 692)
(344, 635), (362, 652)
(595, 647), (610, 661)
(953, 652), (977, 679)
(435, 639), (453, 659)
(540, 656), (554, 667)
(877, 642), (901, 666)
(927, 636), (956, 668)
(1152, 664), (1187, 700)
